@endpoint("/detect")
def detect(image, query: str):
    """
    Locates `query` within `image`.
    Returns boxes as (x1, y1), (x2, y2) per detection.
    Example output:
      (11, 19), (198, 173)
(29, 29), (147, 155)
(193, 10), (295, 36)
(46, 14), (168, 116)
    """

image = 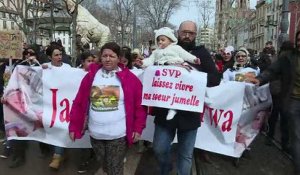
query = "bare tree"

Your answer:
(194, 0), (215, 28)
(81, 0), (112, 29)
(85, 0), (132, 46)
(82, 0), (134, 46)
(64, 0), (84, 65)
(0, 0), (47, 43)
(28, 0), (46, 43)
(136, 0), (182, 31)
(81, 0), (98, 12)
(0, 0), (31, 41)
(110, 0), (134, 46)
(85, 0), (180, 47)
